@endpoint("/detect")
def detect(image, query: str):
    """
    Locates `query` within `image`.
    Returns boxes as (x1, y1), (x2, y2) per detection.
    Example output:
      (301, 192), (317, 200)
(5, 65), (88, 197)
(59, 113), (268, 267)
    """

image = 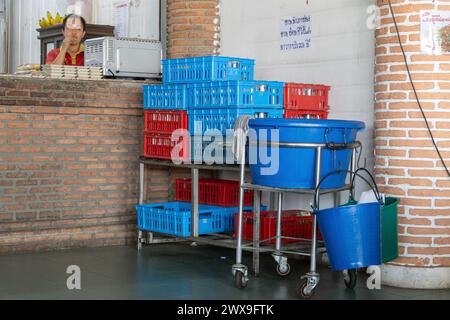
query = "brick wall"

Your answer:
(167, 0), (220, 58)
(0, 76), (168, 253)
(375, 0), (450, 268)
